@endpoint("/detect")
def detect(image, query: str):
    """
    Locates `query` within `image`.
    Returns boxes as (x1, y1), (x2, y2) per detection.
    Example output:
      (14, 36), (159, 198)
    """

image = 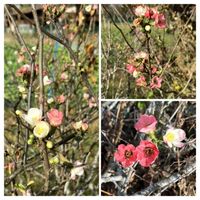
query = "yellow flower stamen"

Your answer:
(165, 132), (175, 142)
